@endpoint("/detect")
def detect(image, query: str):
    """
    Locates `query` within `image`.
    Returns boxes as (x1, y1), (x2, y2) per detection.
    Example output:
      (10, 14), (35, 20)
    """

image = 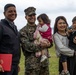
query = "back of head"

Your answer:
(24, 7), (36, 15)
(4, 3), (16, 12)
(72, 16), (76, 22)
